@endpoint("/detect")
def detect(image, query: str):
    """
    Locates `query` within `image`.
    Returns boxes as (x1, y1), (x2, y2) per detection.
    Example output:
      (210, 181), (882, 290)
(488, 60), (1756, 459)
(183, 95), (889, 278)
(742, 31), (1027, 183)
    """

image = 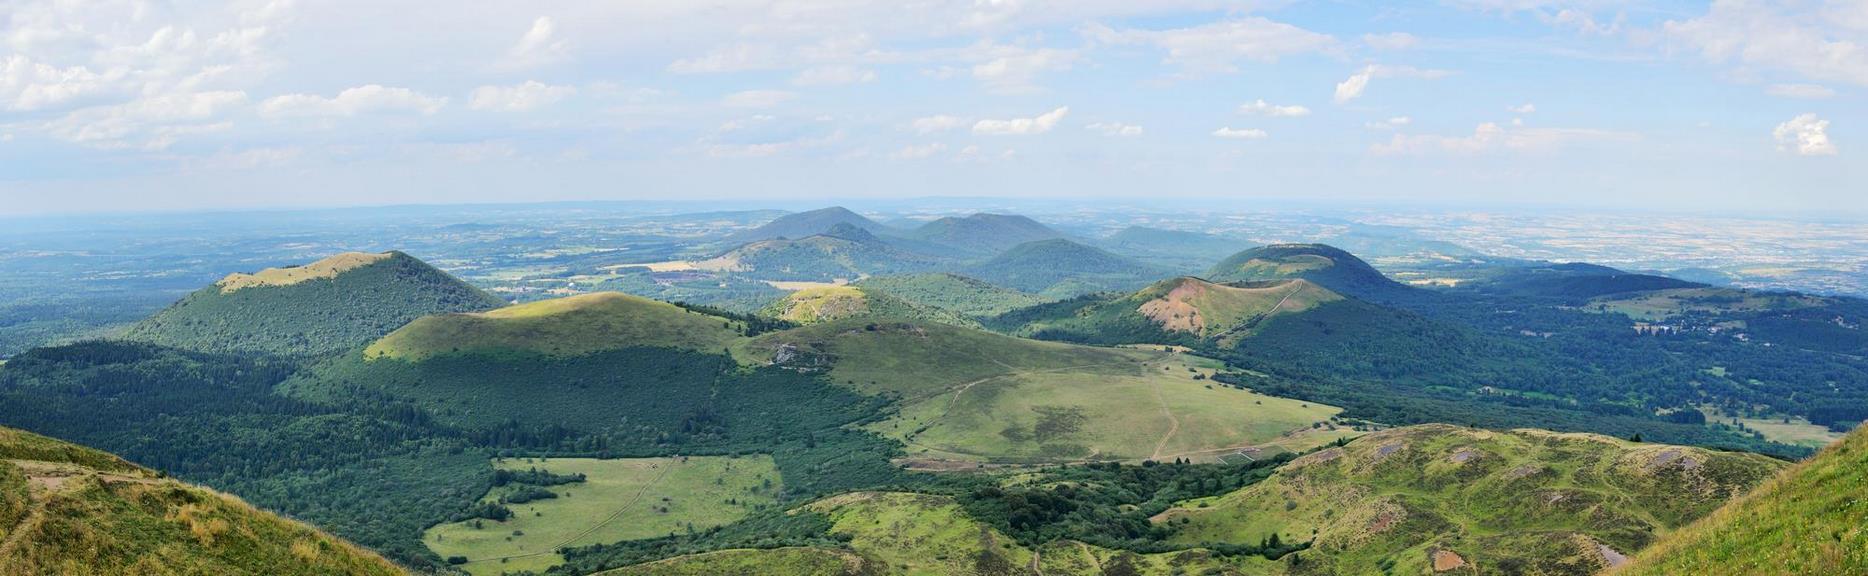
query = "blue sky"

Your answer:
(0, 0), (1860, 215)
